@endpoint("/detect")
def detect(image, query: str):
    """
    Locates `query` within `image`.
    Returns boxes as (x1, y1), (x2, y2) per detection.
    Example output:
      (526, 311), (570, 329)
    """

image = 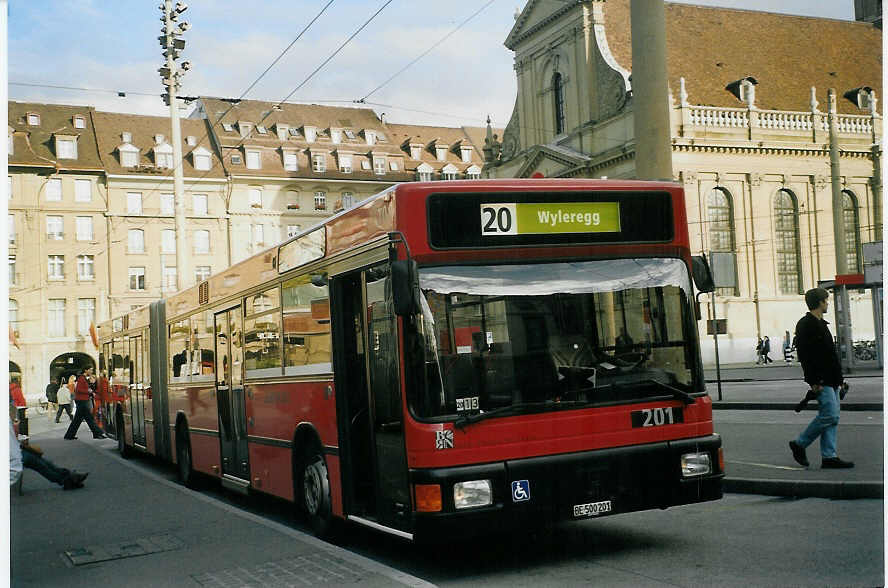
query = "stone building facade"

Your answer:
(484, 0), (882, 364)
(7, 99), (491, 401)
